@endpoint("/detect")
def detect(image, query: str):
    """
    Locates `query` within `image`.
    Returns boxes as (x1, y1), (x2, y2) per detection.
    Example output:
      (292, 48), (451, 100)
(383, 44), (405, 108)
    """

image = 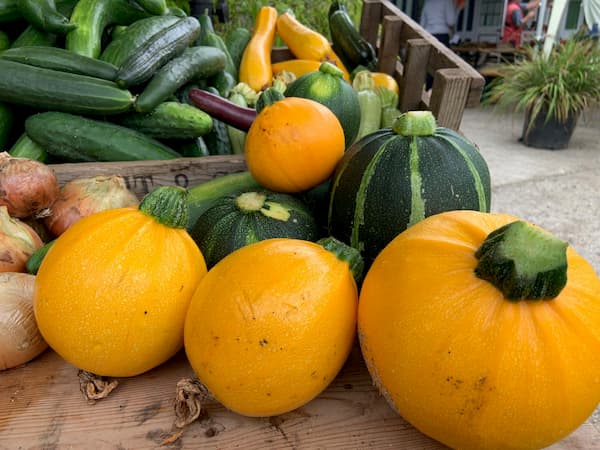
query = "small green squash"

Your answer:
(284, 61), (360, 148)
(190, 189), (320, 268)
(328, 111), (492, 266)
